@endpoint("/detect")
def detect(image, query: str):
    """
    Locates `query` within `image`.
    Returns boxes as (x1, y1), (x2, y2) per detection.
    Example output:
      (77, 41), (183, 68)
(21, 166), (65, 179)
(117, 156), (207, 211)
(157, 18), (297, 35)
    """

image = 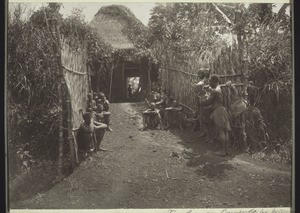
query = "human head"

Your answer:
(87, 93), (92, 101)
(156, 93), (161, 101)
(96, 98), (102, 104)
(198, 68), (210, 80)
(172, 100), (178, 107)
(150, 102), (156, 110)
(209, 74), (220, 89)
(97, 103), (104, 112)
(82, 112), (92, 125)
(99, 92), (106, 100)
(165, 97), (171, 106)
